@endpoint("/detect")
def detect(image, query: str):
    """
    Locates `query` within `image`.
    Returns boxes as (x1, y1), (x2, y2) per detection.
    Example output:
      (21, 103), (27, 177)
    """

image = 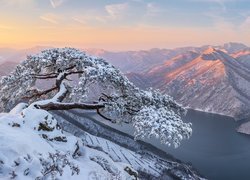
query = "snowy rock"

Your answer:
(0, 108), (136, 179)
(237, 121), (250, 135)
